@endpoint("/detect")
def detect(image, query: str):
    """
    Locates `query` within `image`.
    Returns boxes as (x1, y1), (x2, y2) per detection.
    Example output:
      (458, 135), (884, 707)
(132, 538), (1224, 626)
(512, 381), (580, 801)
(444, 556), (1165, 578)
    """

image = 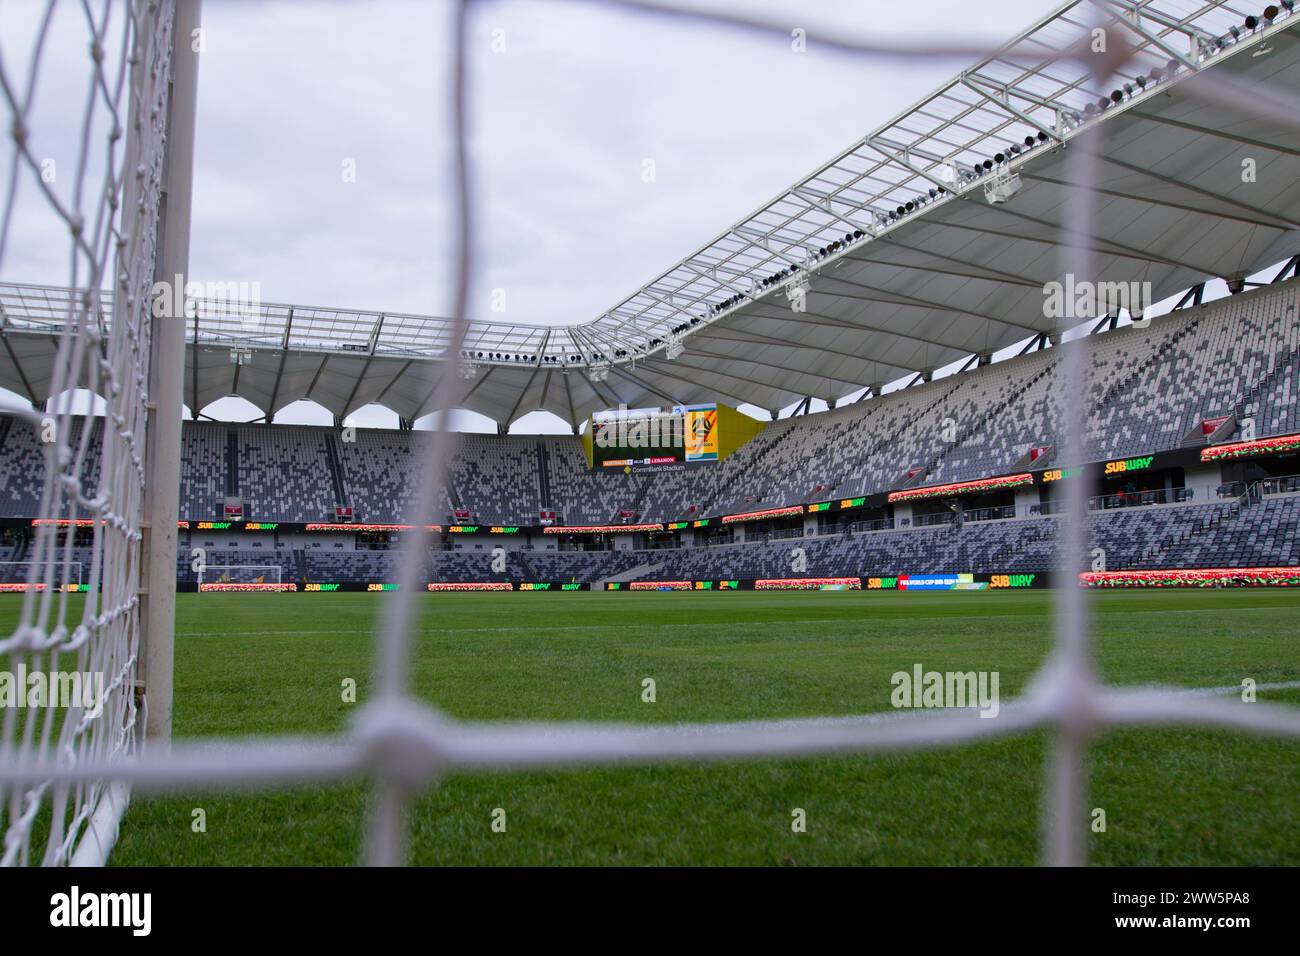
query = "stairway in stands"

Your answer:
(536, 442), (553, 514)
(924, 359), (1061, 478)
(1232, 338), (1300, 433)
(1090, 315), (1204, 419)
(516, 552), (539, 581)
(704, 424), (801, 513)
(446, 474), (463, 515)
(598, 561), (661, 586)
(11, 531), (29, 565)
(322, 433), (348, 513)
(616, 476), (654, 523)
(225, 429), (239, 499)
(1130, 499), (1244, 567)
(853, 379), (967, 490)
